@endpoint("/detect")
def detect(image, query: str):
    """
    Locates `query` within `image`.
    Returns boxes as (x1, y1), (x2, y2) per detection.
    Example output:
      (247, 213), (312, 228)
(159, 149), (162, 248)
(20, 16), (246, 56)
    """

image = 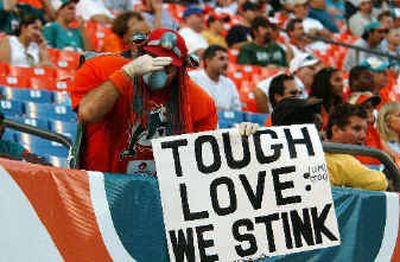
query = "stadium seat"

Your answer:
(49, 120), (77, 139)
(0, 100), (24, 117)
(8, 115), (49, 130)
(243, 112), (268, 125)
(30, 77), (56, 90)
(53, 91), (72, 105)
(2, 87), (53, 103)
(0, 75), (30, 88)
(15, 133), (69, 158)
(25, 102), (77, 122)
(218, 111), (244, 128)
(45, 155), (68, 168)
